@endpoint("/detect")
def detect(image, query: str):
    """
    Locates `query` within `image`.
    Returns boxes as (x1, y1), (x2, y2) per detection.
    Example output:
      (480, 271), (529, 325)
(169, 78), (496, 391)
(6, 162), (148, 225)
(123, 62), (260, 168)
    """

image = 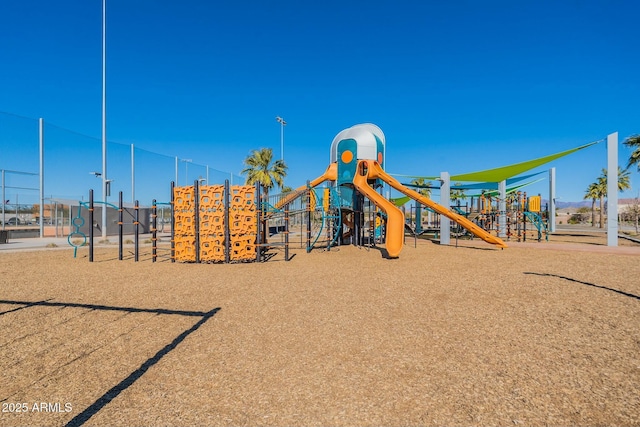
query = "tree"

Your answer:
(409, 178), (432, 229)
(281, 186), (293, 194)
(241, 148), (287, 199)
(623, 134), (640, 172)
(409, 177), (432, 198)
(450, 182), (467, 205)
(623, 197), (640, 234)
(596, 167), (632, 228)
(583, 182), (600, 227)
